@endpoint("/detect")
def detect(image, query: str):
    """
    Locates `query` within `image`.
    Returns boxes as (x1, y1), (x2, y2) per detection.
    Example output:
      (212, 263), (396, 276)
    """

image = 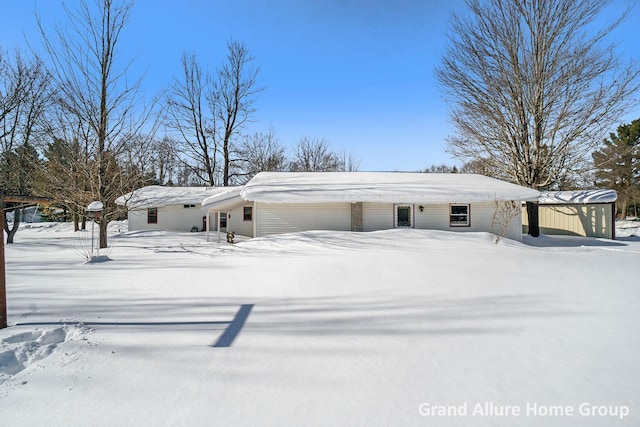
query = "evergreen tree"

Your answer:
(592, 119), (640, 218)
